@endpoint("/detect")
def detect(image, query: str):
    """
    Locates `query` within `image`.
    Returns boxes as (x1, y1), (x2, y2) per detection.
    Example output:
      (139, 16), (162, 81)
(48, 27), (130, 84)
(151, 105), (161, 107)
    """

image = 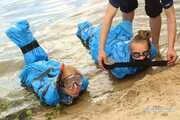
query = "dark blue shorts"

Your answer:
(109, 0), (173, 17)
